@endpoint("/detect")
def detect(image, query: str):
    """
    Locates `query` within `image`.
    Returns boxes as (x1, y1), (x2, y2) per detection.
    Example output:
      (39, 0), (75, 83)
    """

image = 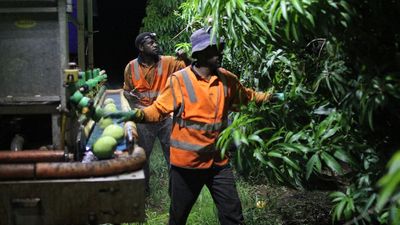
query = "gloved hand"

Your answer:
(91, 106), (105, 122)
(271, 93), (285, 102)
(105, 108), (145, 123)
